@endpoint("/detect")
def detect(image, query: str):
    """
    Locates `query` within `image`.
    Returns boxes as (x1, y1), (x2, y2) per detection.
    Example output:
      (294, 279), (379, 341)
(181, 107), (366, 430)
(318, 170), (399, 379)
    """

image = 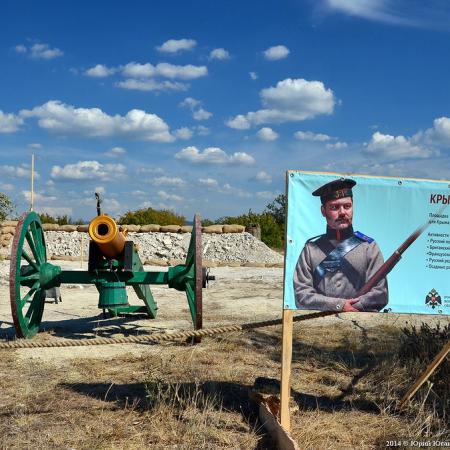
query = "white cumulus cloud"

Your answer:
(85, 64), (116, 77)
(179, 97), (200, 108)
(256, 191), (278, 199)
(38, 206), (73, 216)
(209, 48), (231, 60)
(156, 38), (197, 53)
(116, 78), (187, 92)
(421, 117), (450, 146)
(51, 161), (126, 181)
(174, 127), (193, 140)
(155, 62), (207, 80)
(22, 191), (57, 202)
(249, 72), (258, 80)
(20, 100), (175, 142)
(365, 131), (435, 160)
(256, 127), (278, 141)
(198, 178), (219, 188)
(294, 130), (332, 141)
(122, 62), (155, 78)
(226, 78), (335, 128)
(263, 45), (290, 61)
(326, 141), (348, 149)
(150, 176), (185, 187)
(255, 171), (272, 183)
(193, 108), (212, 121)
(179, 97), (212, 121)
(0, 165), (39, 179)
(175, 146), (255, 165)
(29, 43), (64, 59)
(104, 146), (126, 157)
(0, 111), (23, 133)
(14, 44), (27, 53)
(158, 190), (182, 202)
